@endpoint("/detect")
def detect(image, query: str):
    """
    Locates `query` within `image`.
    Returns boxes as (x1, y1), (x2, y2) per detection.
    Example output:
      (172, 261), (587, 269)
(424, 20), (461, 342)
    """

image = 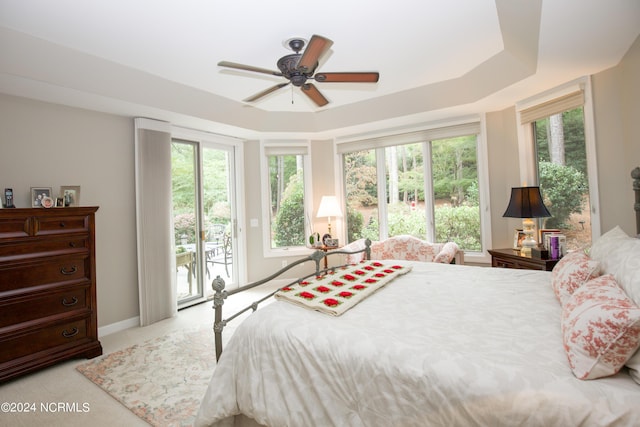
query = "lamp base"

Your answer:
(520, 218), (537, 257)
